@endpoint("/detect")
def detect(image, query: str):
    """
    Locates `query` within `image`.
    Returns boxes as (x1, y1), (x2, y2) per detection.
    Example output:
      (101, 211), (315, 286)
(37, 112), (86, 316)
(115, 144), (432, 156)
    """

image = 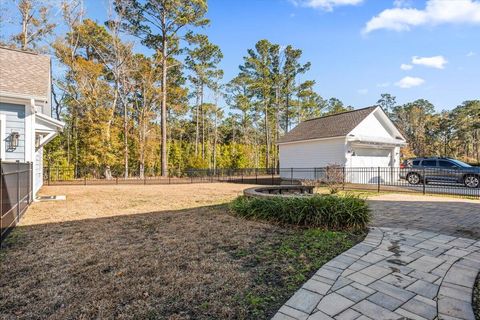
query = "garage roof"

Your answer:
(277, 106), (377, 144)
